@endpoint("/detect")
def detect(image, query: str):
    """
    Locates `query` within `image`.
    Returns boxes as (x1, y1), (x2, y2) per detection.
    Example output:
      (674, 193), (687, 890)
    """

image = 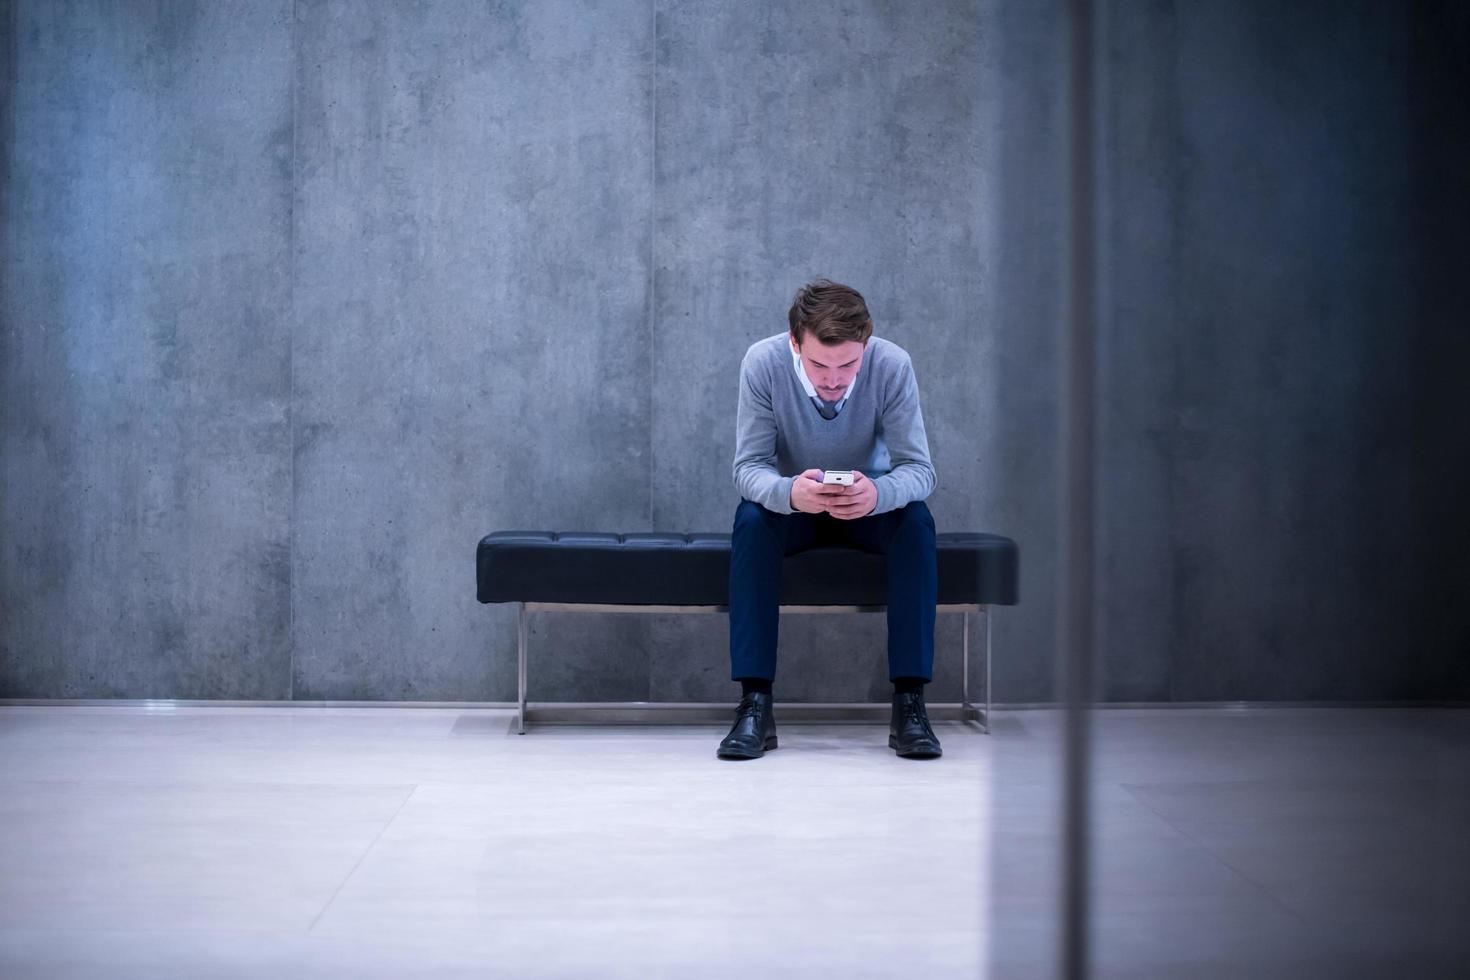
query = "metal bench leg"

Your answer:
(517, 602), (528, 735)
(962, 610), (972, 717)
(962, 607), (992, 733)
(984, 604), (992, 734)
